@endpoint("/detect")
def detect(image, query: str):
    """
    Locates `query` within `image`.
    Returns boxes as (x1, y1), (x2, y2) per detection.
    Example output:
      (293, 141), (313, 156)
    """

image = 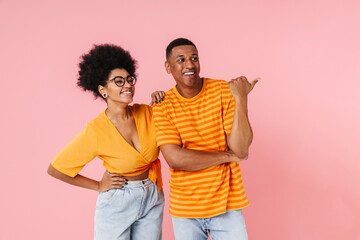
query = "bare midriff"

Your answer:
(123, 169), (149, 181)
